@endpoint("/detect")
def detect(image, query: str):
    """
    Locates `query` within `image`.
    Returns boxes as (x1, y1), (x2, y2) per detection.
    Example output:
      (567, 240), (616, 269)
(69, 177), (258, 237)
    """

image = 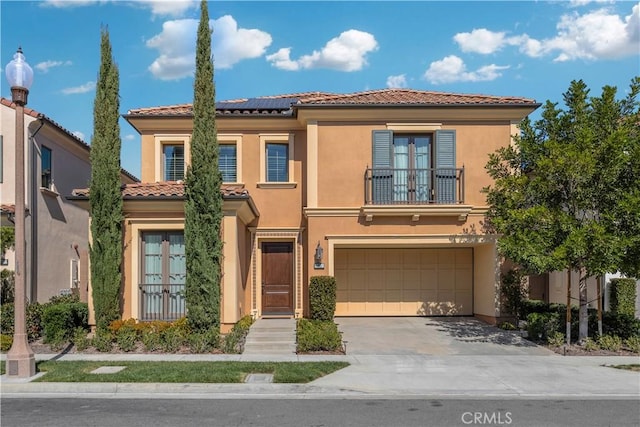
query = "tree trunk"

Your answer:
(578, 271), (589, 341)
